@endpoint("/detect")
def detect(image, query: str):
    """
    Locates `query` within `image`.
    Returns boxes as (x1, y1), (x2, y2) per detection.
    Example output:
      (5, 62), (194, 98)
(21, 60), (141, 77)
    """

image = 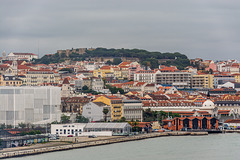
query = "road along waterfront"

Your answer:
(5, 133), (240, 160)
(0, 131), (207, 159)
